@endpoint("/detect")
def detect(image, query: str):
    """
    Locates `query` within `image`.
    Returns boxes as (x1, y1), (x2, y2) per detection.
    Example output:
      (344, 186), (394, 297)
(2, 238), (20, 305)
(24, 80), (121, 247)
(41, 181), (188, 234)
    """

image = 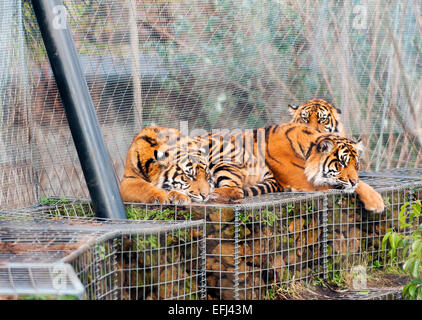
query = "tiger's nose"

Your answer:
(350, 179), (358, 186)
(200, 192), (209, 200)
